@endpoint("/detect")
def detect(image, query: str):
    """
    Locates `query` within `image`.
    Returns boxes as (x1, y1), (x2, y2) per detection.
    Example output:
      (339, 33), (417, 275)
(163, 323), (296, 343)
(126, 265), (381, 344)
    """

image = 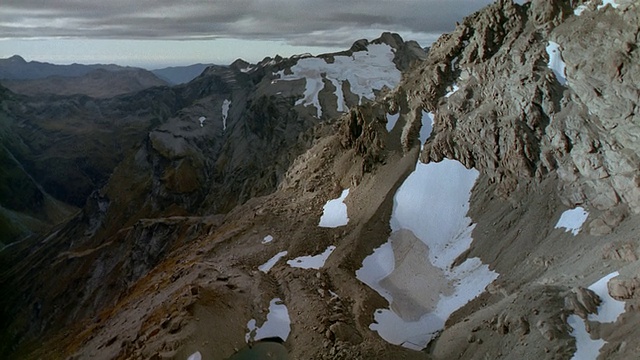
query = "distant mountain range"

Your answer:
(0, 55), (216, 97)
(150, 63), (215, 85)
(0, 55), (131, 80)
